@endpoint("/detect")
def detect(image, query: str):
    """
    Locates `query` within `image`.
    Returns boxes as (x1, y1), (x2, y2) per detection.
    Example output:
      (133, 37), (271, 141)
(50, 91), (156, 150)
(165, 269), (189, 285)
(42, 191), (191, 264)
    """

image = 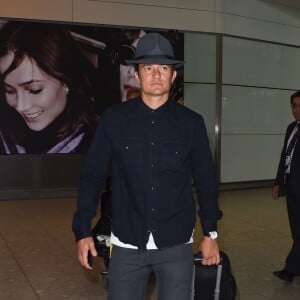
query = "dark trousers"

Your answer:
(285, 178), (300, 274)
(107, 243), (193, 300)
